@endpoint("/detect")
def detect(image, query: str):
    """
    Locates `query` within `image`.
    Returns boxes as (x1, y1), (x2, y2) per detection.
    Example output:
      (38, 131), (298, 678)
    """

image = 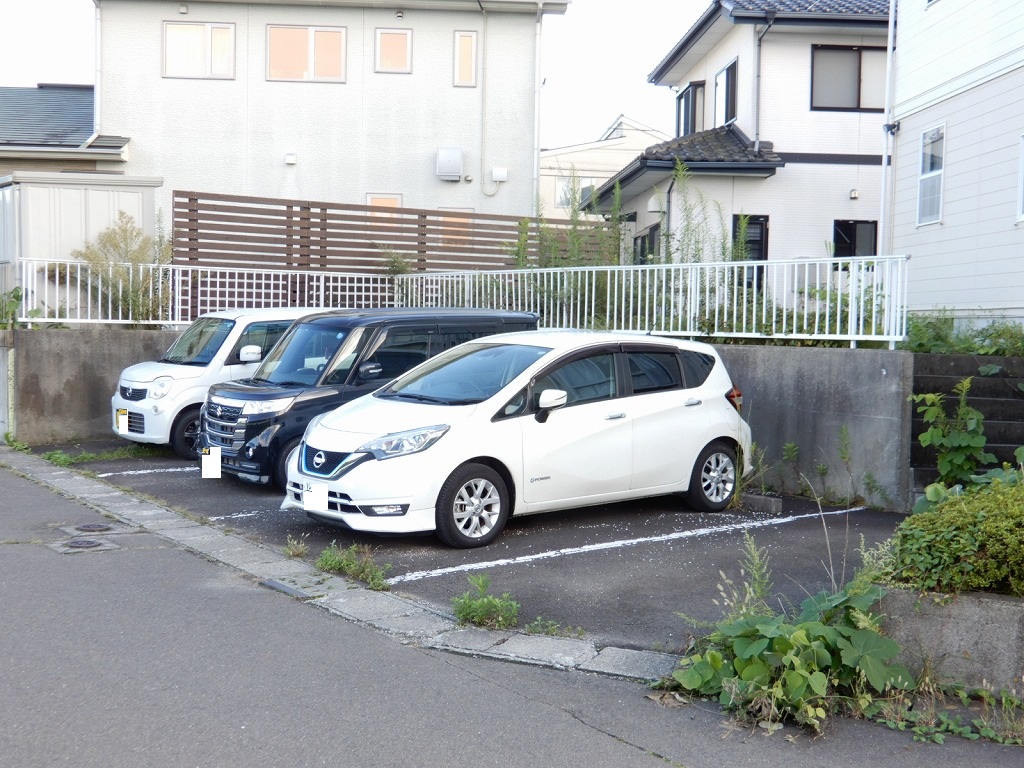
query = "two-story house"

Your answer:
(586, 0), (889, 266)
(538, 115), (669, 219)
(884, 0), (1024, 325)
(93, 0), (568, 222)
